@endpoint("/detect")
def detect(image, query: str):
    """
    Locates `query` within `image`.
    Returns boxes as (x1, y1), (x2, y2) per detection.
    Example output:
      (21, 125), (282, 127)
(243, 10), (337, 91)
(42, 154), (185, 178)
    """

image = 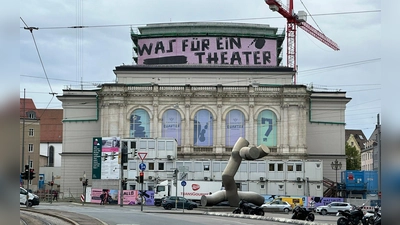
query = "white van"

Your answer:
(20, 187), (40, 207)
